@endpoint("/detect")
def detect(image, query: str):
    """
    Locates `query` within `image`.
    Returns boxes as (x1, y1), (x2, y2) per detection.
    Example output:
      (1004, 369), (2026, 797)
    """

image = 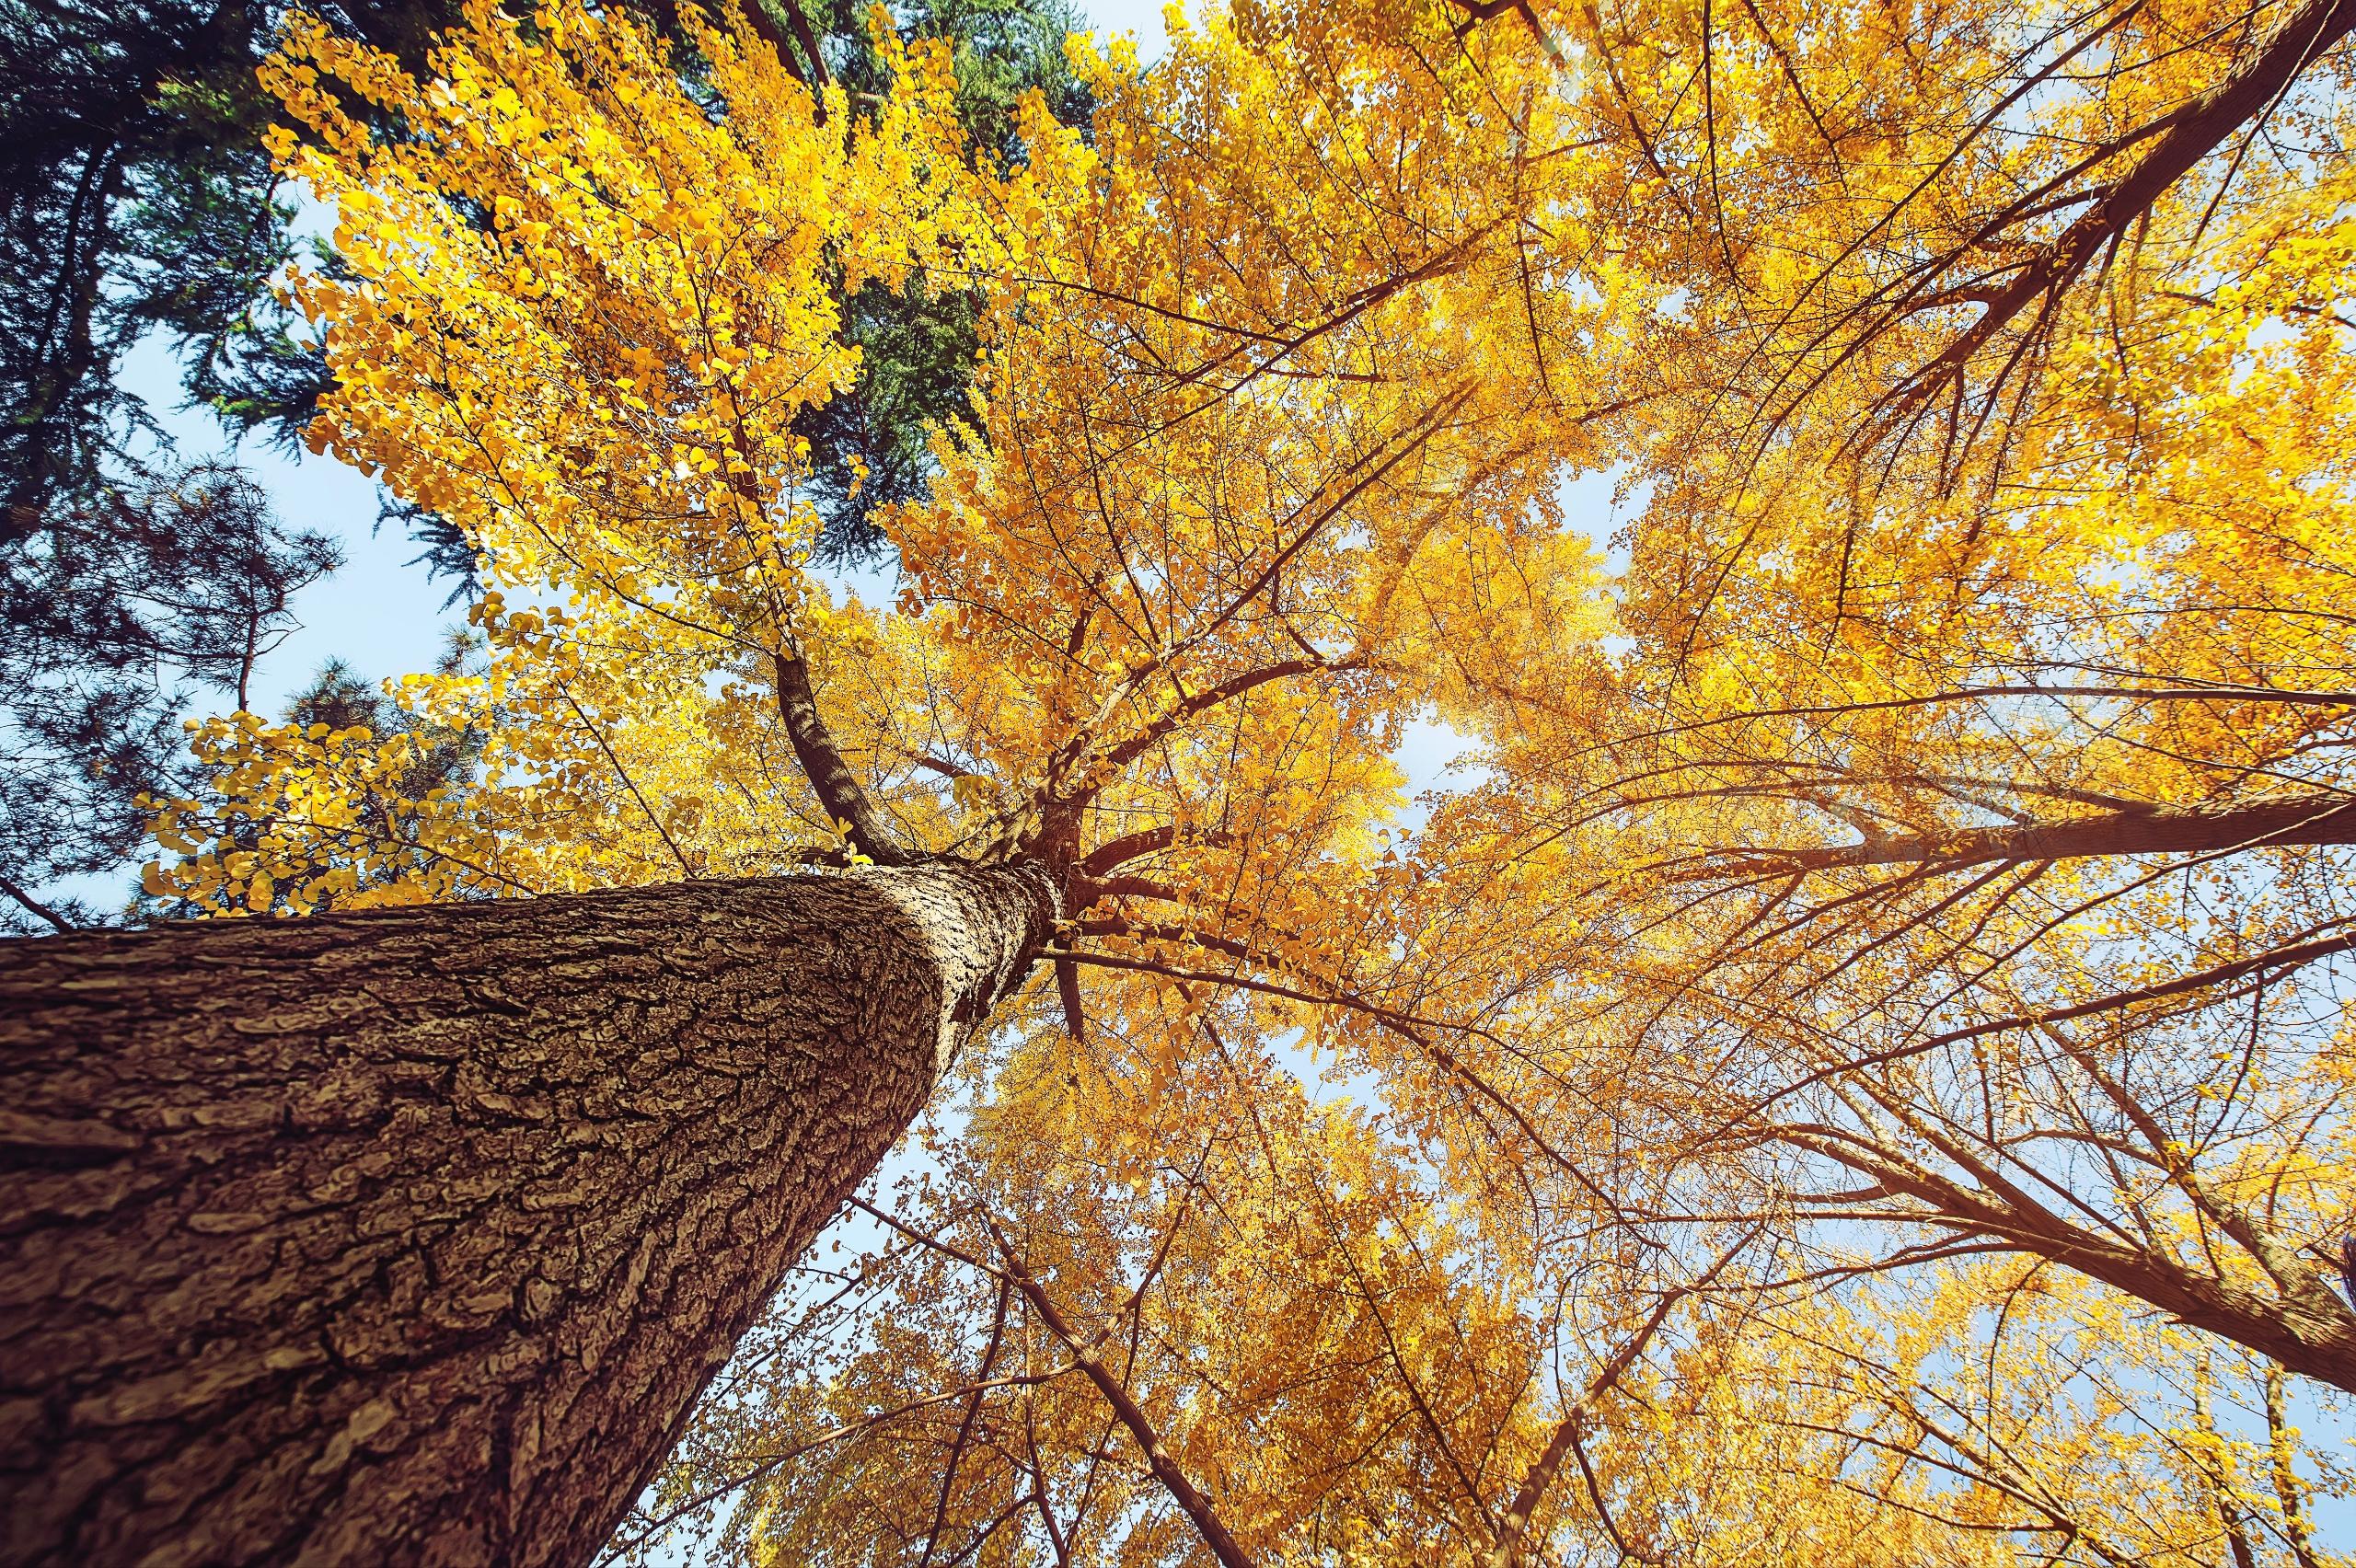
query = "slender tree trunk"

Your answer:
(0, 862), (1055, 1567)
